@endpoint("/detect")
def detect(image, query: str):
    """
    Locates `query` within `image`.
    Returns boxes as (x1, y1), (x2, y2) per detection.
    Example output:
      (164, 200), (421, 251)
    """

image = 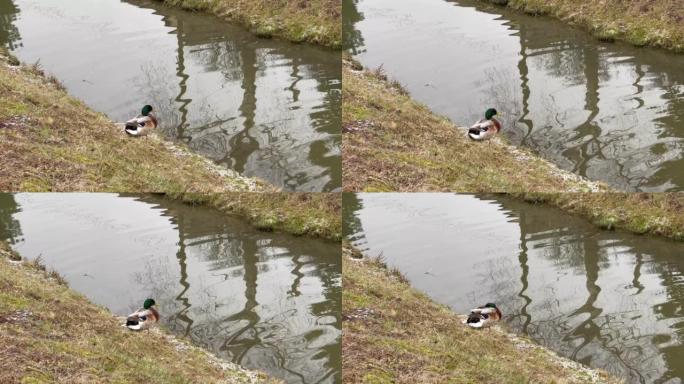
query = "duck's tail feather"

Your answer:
(464, 312), (486, 328)
(468, 130), (483, 141)
(468, 127), (491, 141)
(124, 125), (140, 136)
(124, 316), (144, 330)
(126, 323), (143, 331)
